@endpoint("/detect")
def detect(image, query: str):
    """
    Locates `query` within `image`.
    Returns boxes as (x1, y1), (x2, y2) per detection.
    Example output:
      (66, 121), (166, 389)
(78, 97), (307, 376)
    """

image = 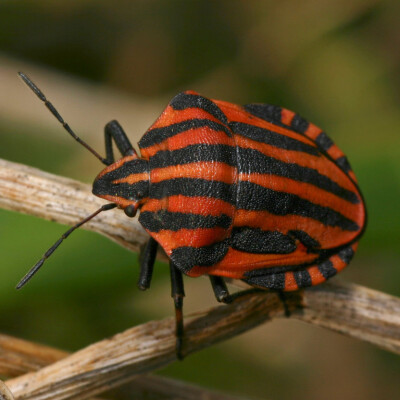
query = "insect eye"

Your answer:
(124, 205), (137, 218)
